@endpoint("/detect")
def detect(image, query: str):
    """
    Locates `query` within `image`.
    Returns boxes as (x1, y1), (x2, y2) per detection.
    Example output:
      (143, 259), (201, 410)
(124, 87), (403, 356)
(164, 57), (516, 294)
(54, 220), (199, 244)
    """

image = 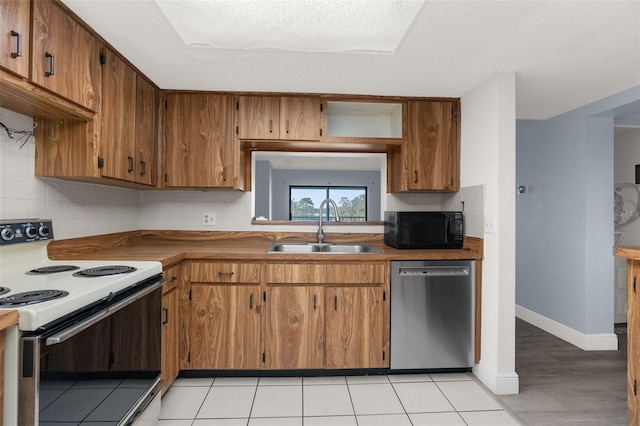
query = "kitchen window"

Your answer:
(289, 186), (368, 221)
